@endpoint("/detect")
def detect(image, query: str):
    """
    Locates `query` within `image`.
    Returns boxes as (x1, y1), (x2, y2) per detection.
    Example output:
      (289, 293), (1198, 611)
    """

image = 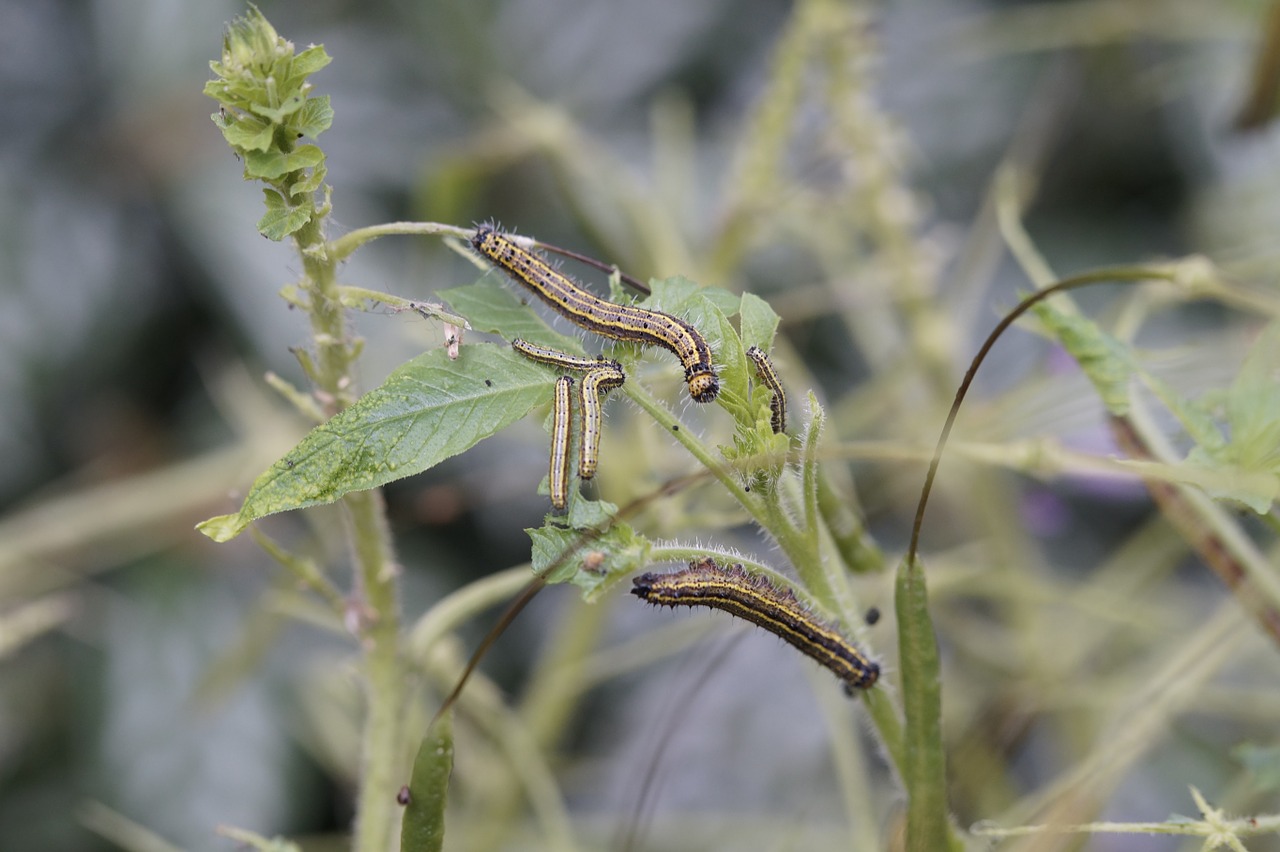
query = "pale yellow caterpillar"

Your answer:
(510, 339), (626, 482)
(550, 375), (573, 511)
